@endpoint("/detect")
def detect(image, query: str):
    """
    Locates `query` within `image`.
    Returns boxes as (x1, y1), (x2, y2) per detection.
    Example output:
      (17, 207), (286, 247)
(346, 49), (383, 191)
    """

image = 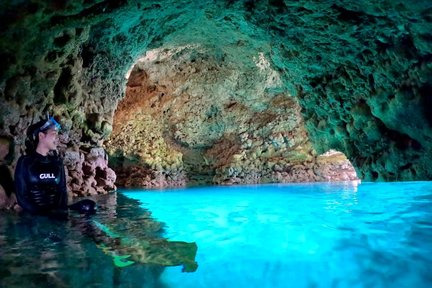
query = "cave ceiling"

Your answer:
(1, 0), (432, 188)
